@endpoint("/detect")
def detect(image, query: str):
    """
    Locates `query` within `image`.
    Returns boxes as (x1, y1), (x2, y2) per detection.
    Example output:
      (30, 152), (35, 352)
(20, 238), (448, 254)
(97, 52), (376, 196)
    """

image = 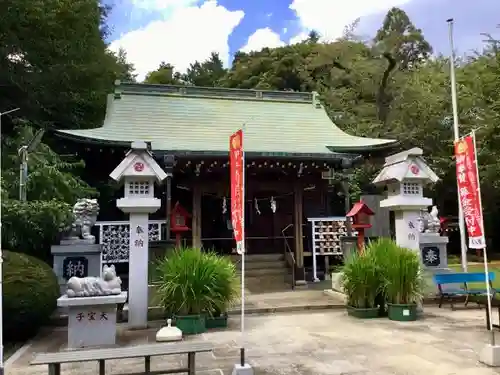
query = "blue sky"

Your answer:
(106, 0), (500, 81)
